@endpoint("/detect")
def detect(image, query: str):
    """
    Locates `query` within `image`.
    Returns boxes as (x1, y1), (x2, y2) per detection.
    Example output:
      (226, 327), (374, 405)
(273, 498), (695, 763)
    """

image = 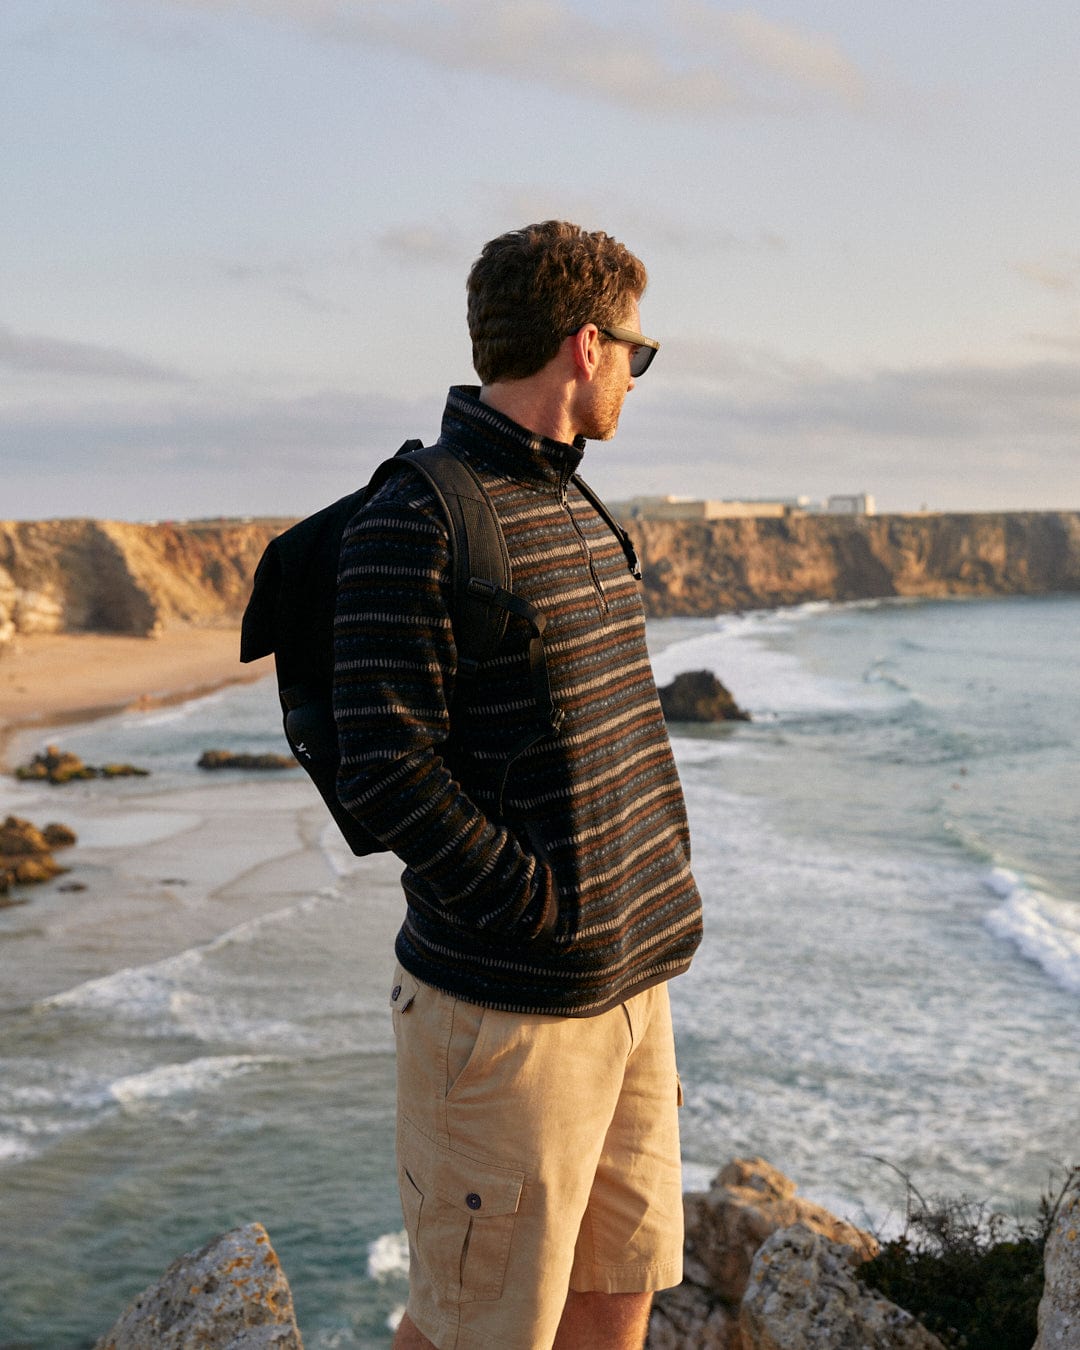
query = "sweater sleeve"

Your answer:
(332, 475), (558, 941)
